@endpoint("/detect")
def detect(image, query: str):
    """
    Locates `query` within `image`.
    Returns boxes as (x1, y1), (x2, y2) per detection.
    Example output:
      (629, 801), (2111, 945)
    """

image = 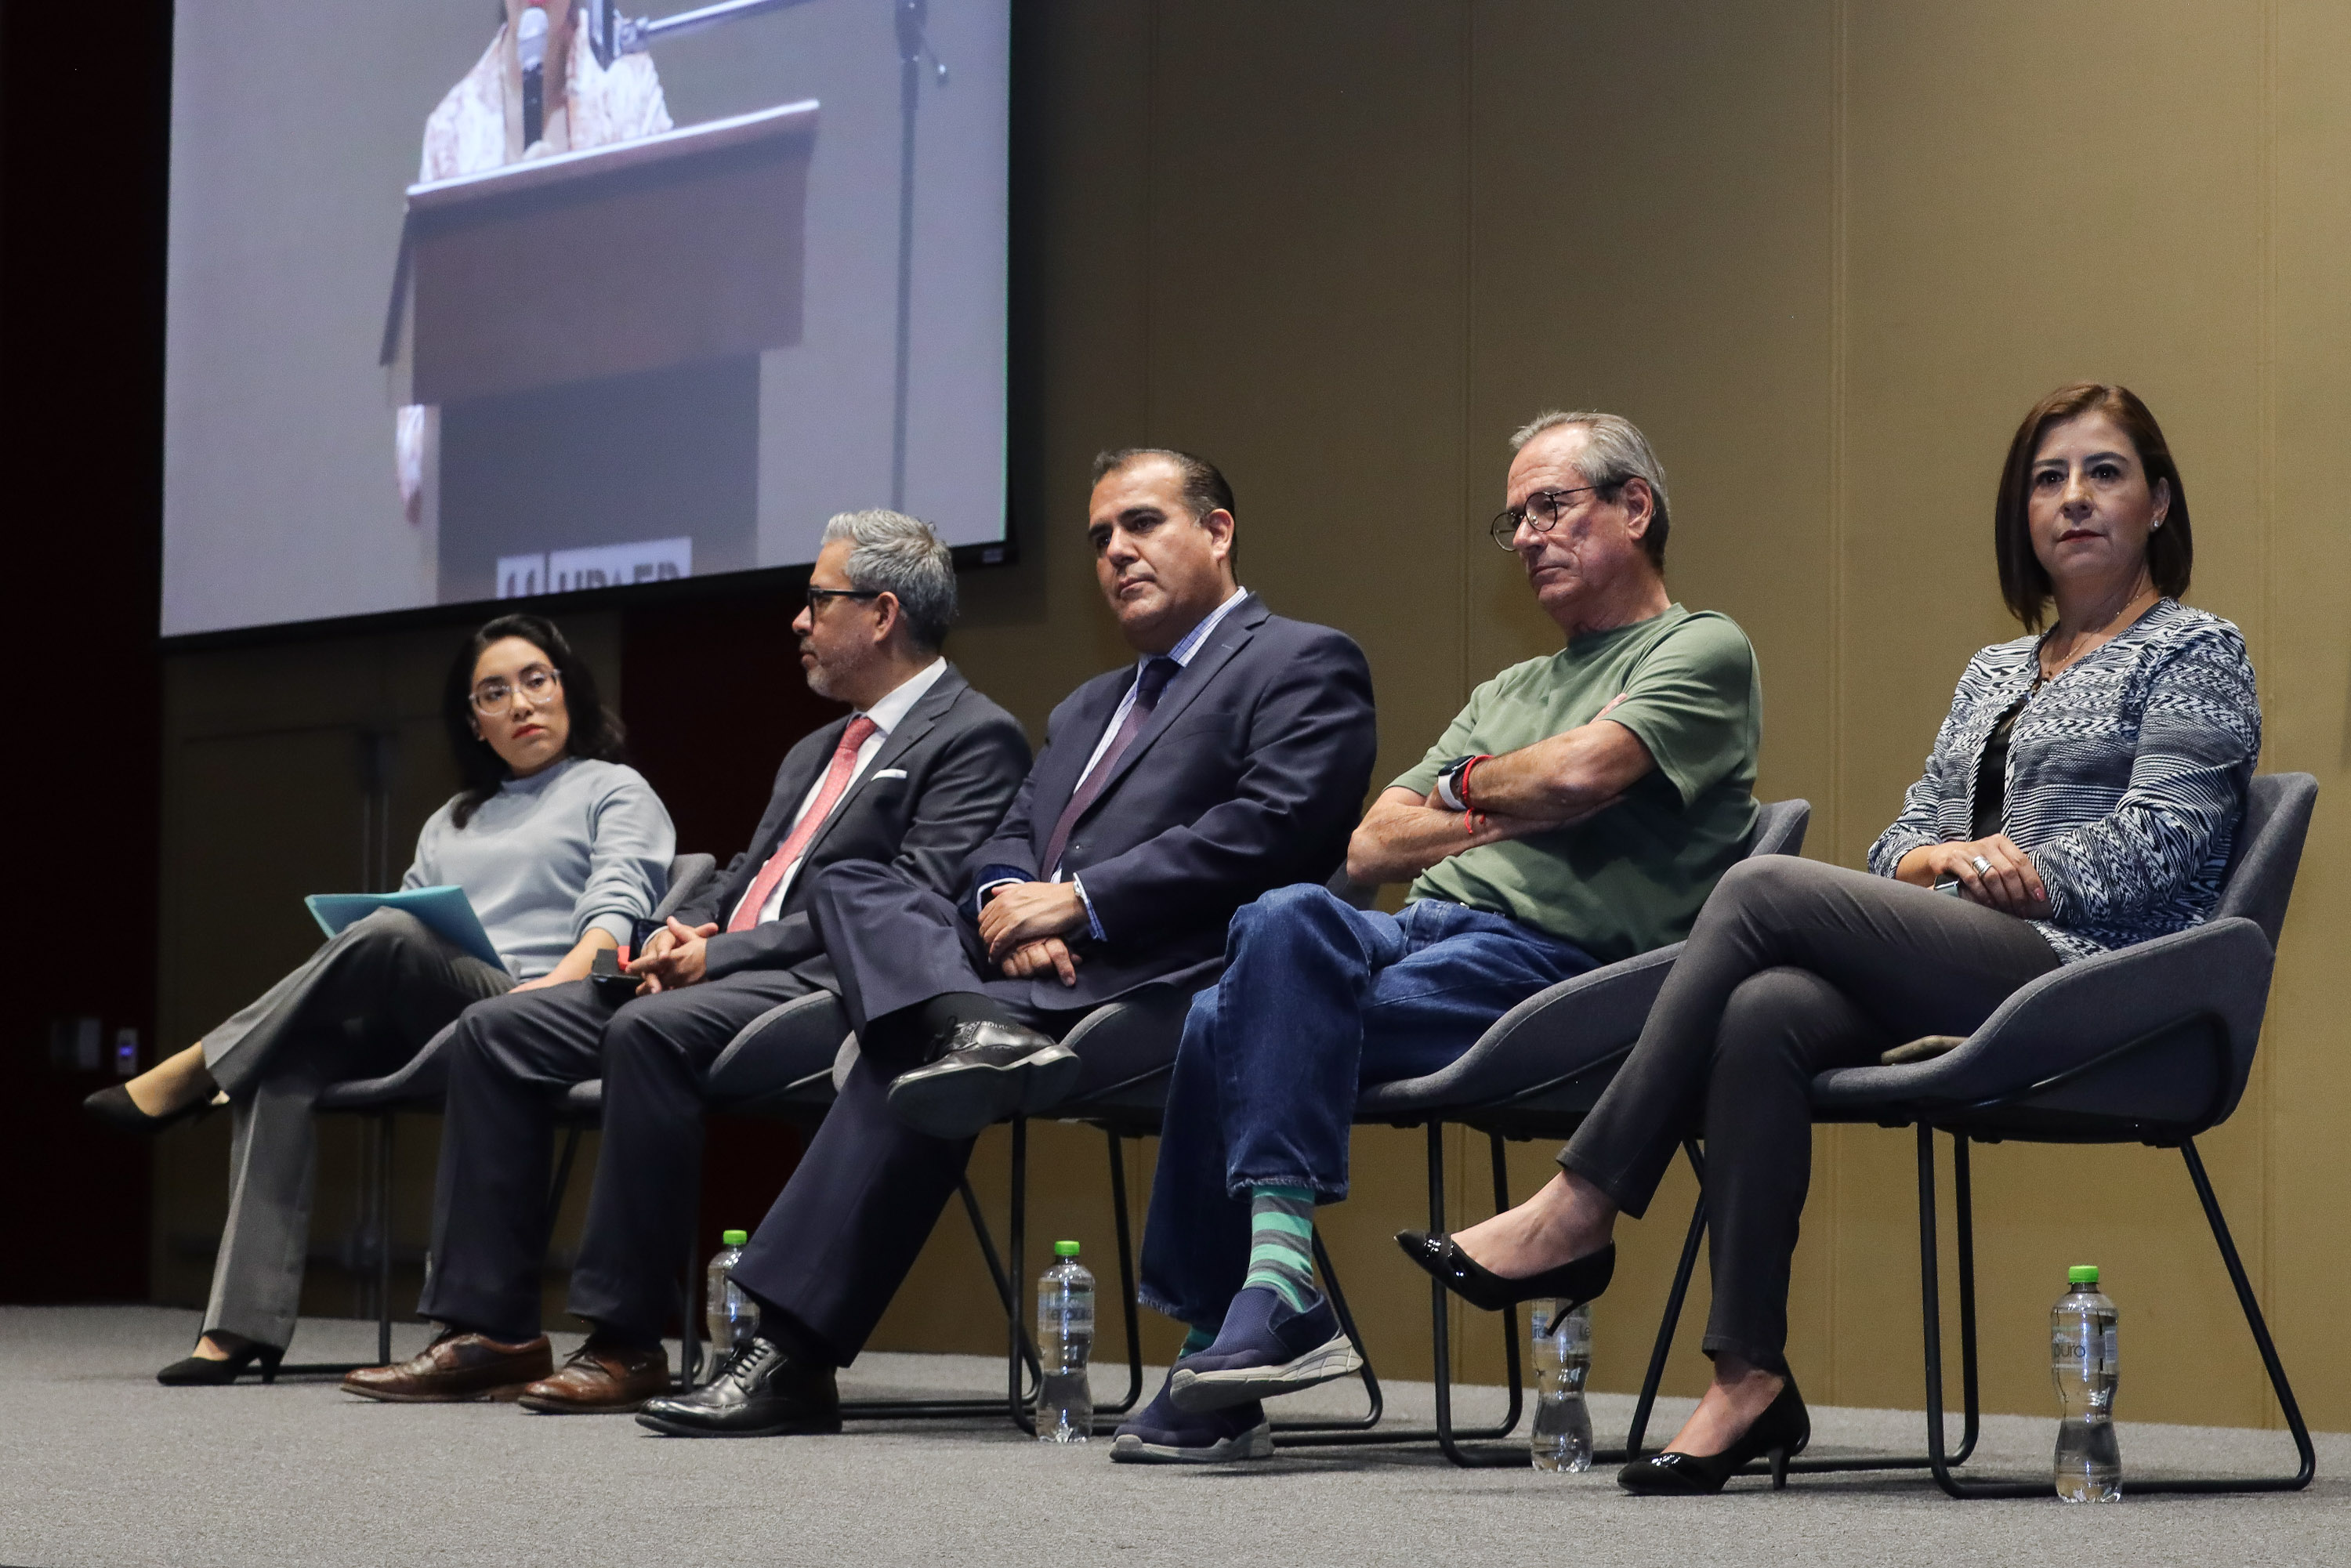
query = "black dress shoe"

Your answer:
(85, 1084), (218, 1138)
(634, 1338), (841, 1437)
(1394, 1229), (1615, 1313)
(1617, 1376), (1810, 1494)
(884, 1020), (1081, 1139)
(157, 1340), (284, 1386)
